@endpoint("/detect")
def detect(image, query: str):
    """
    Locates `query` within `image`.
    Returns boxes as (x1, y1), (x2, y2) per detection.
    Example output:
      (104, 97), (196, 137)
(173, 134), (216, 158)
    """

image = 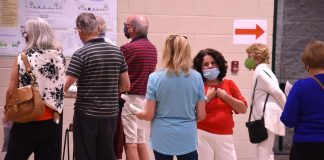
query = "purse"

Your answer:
(246, 72), (270, 144)
(4, 52), (45, 123)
